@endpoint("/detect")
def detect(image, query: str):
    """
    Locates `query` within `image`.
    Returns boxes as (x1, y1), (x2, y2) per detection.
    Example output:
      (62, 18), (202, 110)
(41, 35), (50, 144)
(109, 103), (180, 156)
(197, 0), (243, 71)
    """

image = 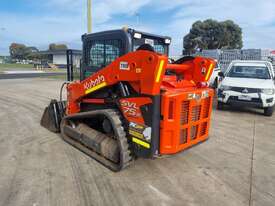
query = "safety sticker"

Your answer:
(132, 137), (150, 149)
(129, 122), (152, 142)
